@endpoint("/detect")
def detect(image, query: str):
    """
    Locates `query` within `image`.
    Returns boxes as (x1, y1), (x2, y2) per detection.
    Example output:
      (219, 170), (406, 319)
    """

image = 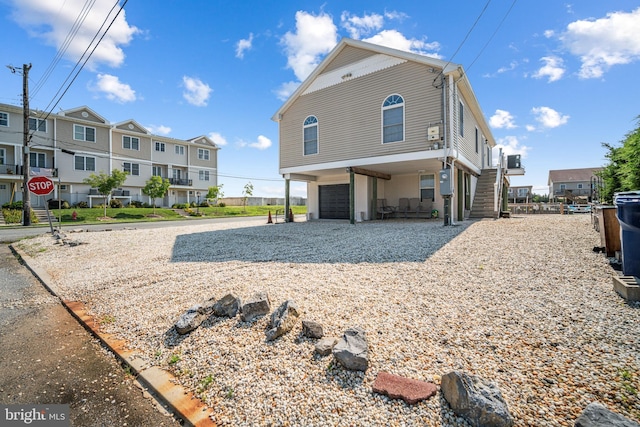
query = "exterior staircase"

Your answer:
(469, 169), (499, 219)
(33, 208), (57, 225)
